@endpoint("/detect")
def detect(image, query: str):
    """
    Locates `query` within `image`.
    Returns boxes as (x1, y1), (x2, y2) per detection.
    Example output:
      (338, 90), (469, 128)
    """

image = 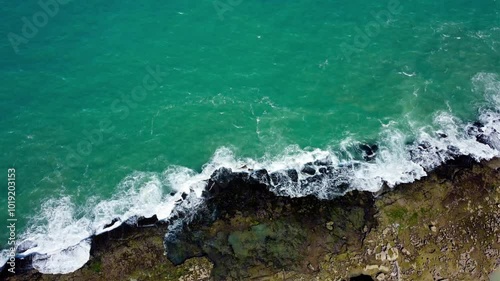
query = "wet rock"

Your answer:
(387, 247), (399, 261)
(124, 215), (159, 227)
(103, 218), (120, 230)
(136, 215), (159, 227)
(476, 134), (490, 145)
(326, 221), (334, 231)
(339, 162), (361, 170)
(301, 174), (323, 186)
(270, 171), (281, 185)
(429, 225), (437, 232)
(301, 163), (316, 175)
(16, 241), (37, 255)
(402, 248), (411, 256)
(0, 254), (35, 278)
(286, 169), (299, 182)
(379, 265), (390, 272)
(359, 143), (378, 161)
(472, 121), (484, 129)
(314, 158), (333, 166)
(364, 265), (379, 271)
(418, 141), (432, 150)
(300, 166), (352, 195)
(447, 145), (460, 156)
(7, 153), (500, 281)
(350, 274), (374, 281)
(249, 169), (270, 184)
(269, 170), (299, 193)
(164, 166), (376, 279)
(164, 232), (205, 266)
(434, 155), (475, 180)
